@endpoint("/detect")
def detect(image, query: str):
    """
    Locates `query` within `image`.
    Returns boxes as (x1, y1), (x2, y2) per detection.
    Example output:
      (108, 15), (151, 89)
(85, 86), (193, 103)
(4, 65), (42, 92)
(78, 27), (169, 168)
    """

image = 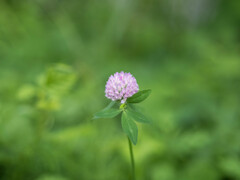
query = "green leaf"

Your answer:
(93, 102), (122, 119)
(126, 108), (150, 123)
(127, 89), (151, 103)
(121, 111), (138, 145)
(103, 101), (117, 110)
